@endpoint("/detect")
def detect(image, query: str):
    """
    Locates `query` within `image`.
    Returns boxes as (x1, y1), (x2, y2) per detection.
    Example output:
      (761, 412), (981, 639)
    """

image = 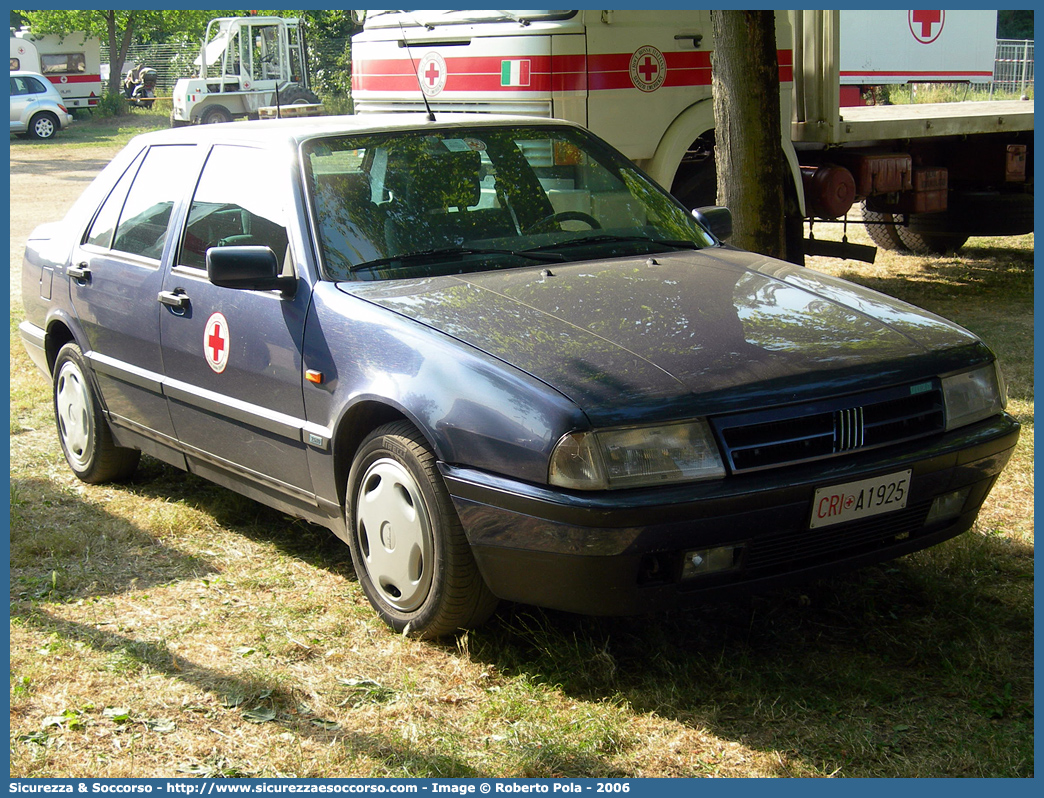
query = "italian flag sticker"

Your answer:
(501, 59), (531, 87)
